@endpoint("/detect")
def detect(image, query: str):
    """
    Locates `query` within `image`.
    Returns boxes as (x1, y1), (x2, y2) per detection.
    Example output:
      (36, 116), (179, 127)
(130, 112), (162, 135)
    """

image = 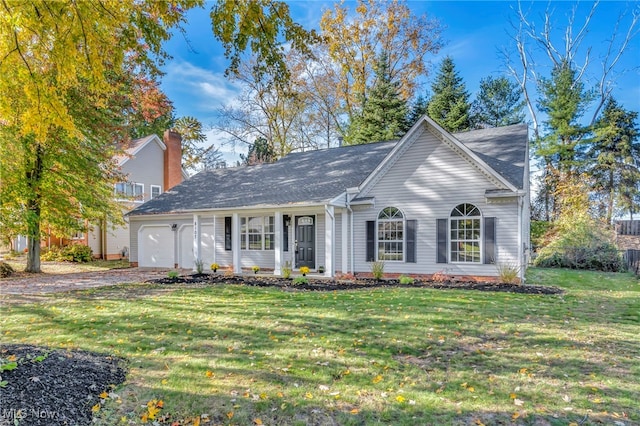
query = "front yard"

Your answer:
(1, 268), (638, 425)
